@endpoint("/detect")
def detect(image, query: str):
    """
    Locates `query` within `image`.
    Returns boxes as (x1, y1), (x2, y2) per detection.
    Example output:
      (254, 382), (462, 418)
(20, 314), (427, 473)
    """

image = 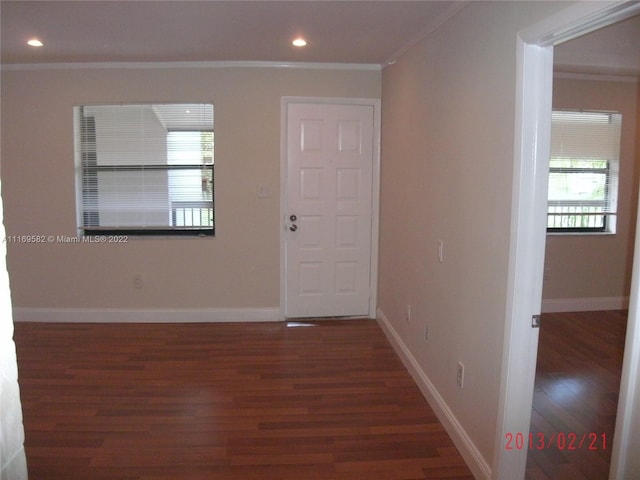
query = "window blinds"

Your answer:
(549, 110), (622, 222)
(76, 104), (214, 234)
